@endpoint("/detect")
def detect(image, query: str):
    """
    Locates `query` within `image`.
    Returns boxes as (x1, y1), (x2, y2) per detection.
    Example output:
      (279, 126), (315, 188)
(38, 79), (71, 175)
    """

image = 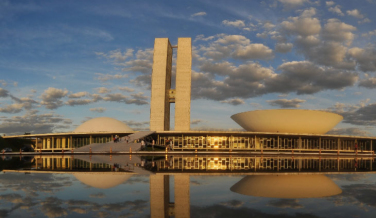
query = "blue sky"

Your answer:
(0, 0), (376, 136)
